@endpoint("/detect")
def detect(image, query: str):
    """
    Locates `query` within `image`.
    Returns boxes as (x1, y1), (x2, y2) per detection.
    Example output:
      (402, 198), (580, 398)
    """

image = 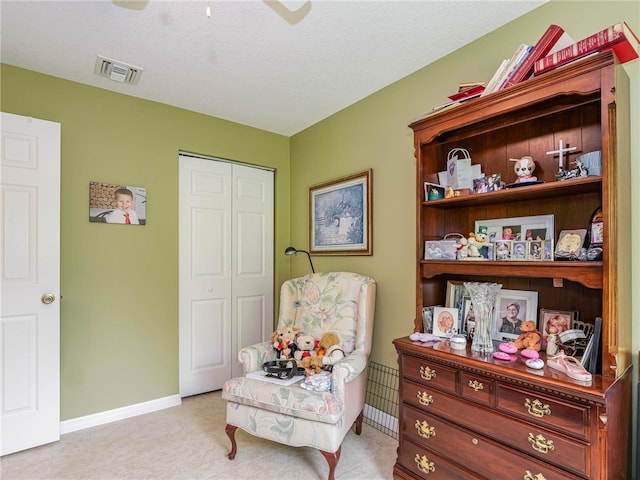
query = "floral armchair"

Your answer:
(222, 272), (376, 480)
